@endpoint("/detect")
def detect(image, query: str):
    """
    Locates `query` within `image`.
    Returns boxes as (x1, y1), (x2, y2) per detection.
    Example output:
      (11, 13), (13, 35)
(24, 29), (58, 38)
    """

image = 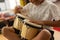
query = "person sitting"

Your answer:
(2, 0), (60, 40)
